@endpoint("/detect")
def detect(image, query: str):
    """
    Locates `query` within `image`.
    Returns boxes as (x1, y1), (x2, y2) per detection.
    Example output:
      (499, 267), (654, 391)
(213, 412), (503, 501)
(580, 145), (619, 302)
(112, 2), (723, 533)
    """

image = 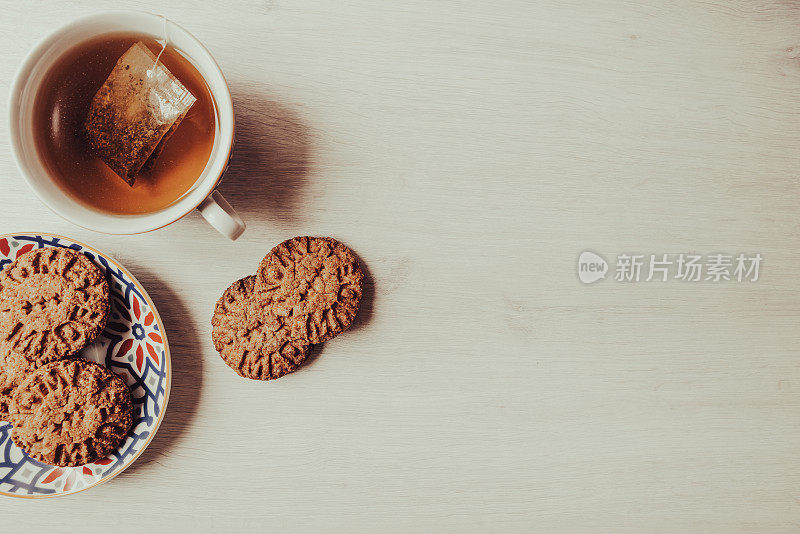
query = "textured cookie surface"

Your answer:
(10, 359), (133, 467)
(255, 236), (363, 344)
(212, 276), (312, 380)
(0, 345), (34, 421)
(0, 248), (110, 366)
